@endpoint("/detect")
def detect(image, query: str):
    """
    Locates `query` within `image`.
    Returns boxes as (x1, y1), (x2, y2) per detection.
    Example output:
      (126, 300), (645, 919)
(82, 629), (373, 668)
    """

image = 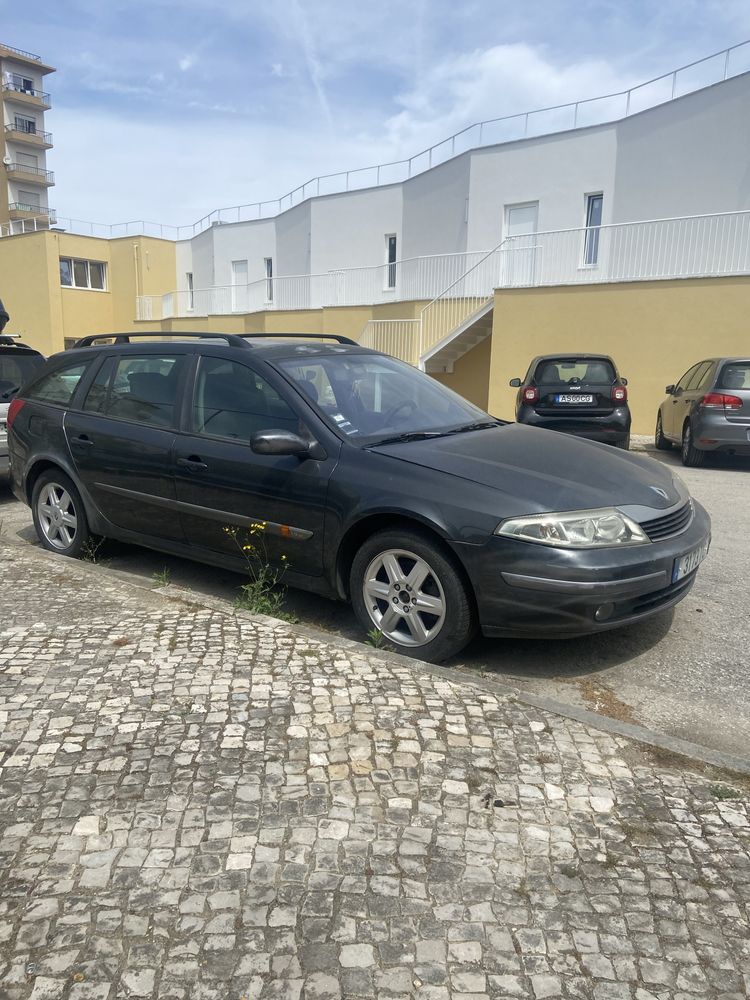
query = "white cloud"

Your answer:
(178, 54), (195, 72)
